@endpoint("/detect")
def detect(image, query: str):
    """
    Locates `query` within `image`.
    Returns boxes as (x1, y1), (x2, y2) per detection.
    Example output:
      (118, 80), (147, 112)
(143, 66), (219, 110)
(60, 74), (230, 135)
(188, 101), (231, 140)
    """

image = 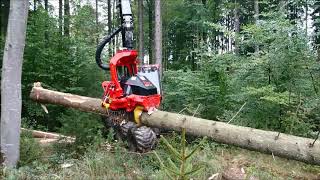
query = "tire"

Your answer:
(130, 126), (157, 153)
(103, 118), (157, 152)
(120, 121), (136, 137)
